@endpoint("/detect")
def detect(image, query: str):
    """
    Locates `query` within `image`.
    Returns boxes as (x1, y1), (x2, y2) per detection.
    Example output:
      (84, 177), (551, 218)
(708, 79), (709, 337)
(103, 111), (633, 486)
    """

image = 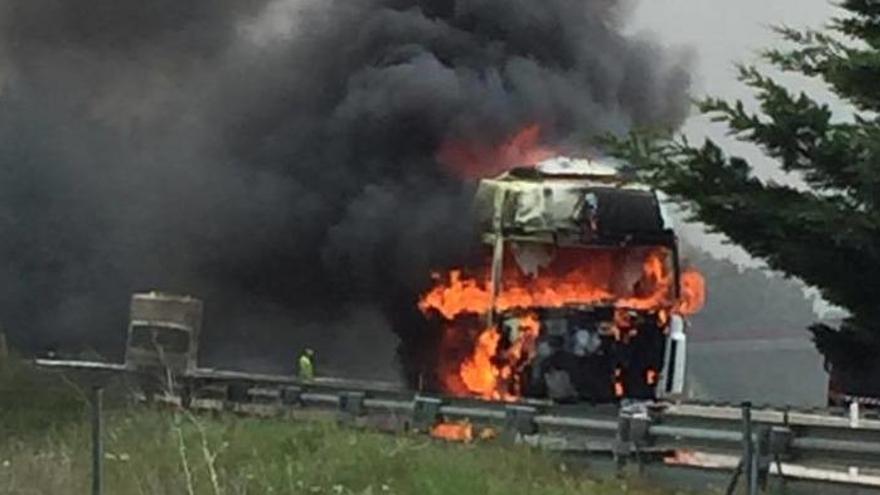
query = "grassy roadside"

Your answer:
(1, 357), (691, 495)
